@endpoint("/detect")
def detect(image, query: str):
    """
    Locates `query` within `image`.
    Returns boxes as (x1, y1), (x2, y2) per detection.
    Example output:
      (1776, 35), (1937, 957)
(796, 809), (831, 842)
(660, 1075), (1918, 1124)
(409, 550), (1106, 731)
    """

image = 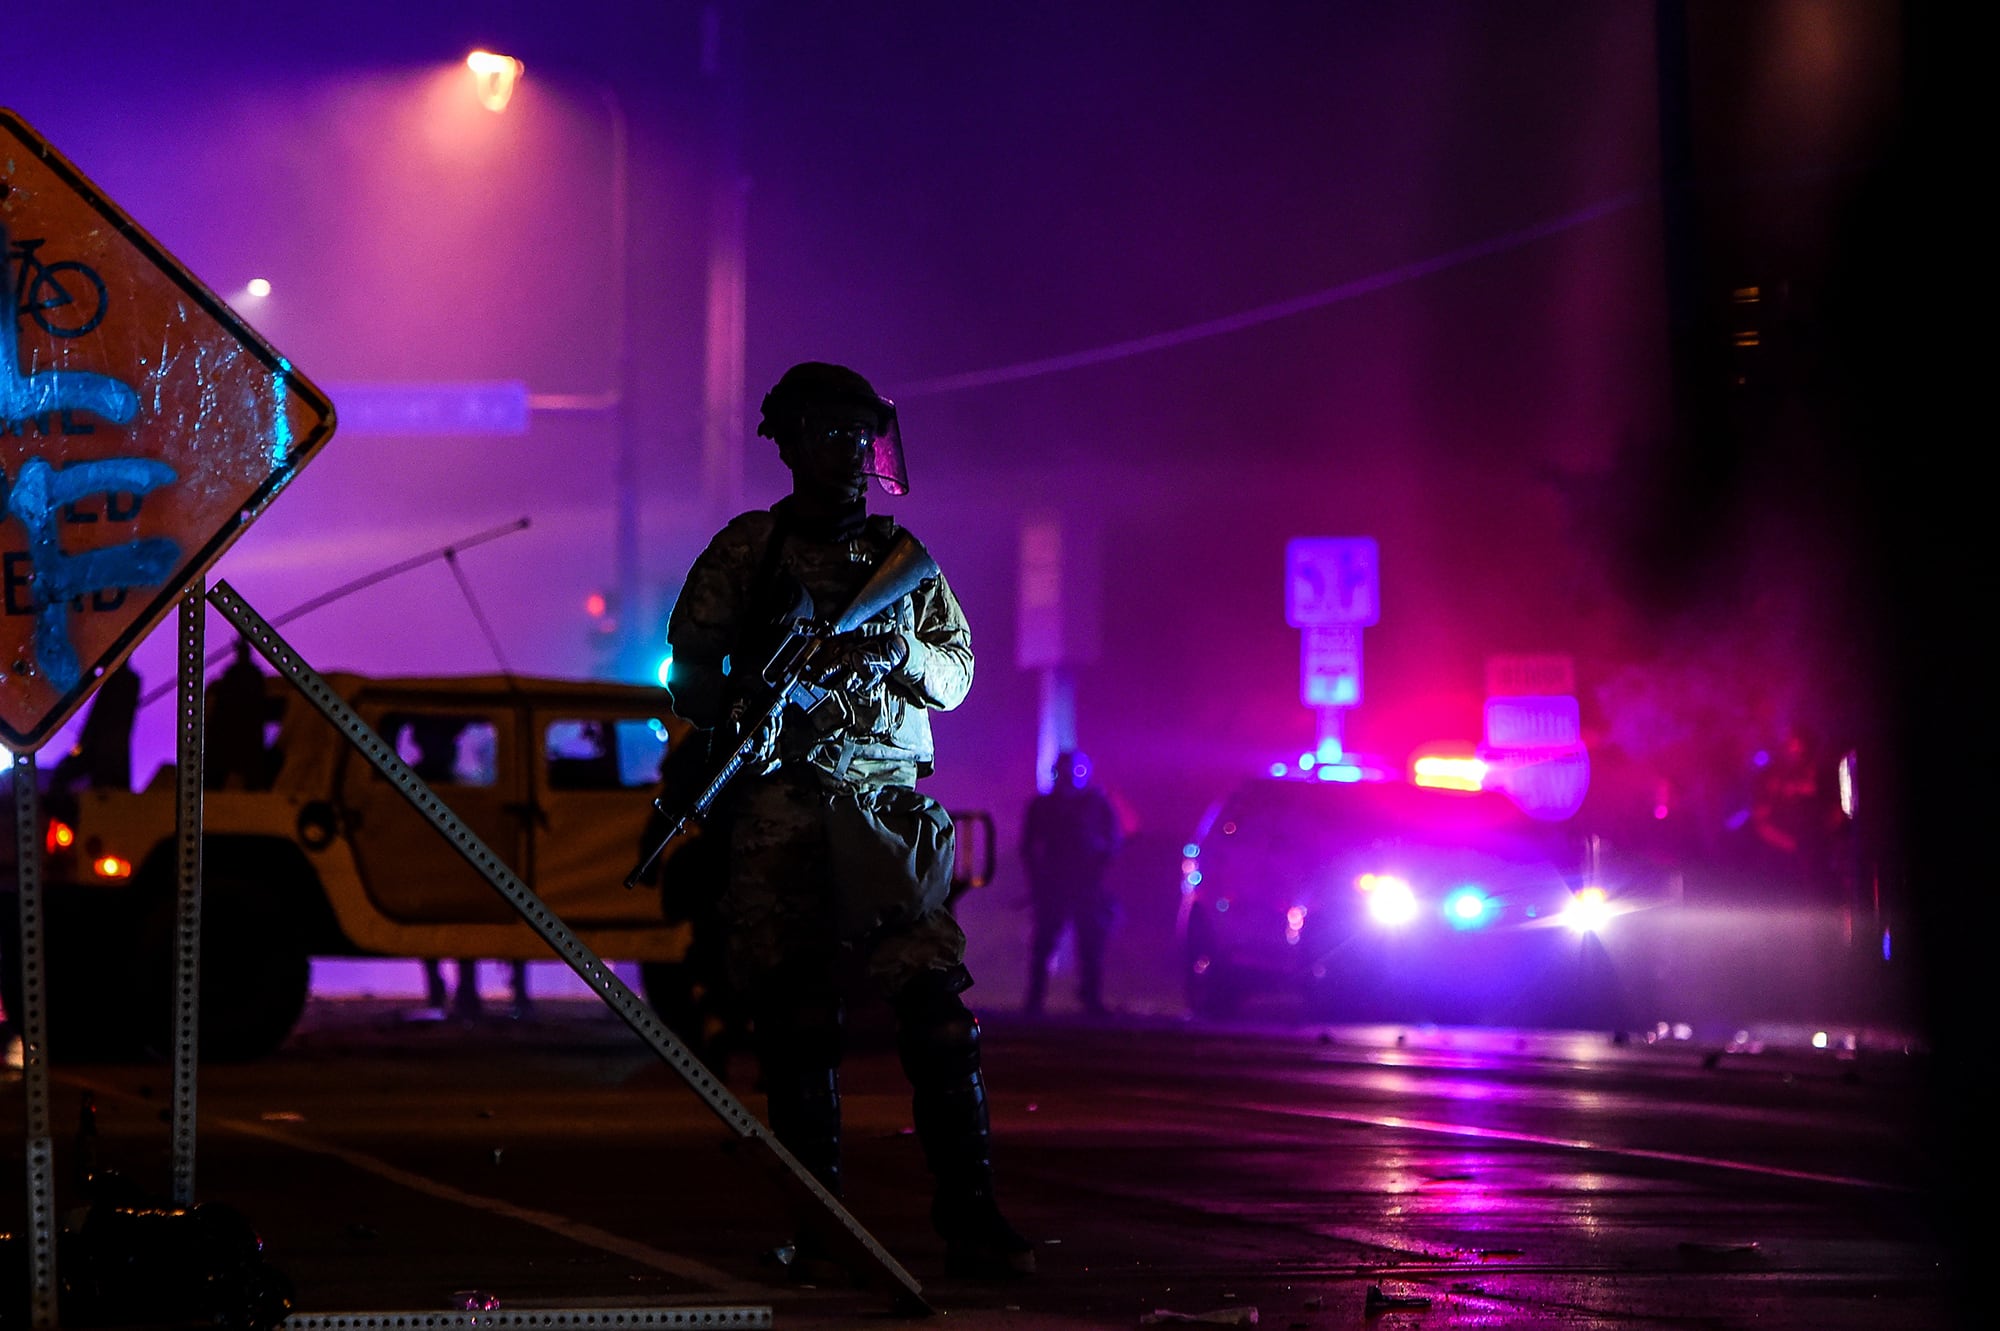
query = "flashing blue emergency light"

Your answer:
(1442, 886), (1495, 930)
